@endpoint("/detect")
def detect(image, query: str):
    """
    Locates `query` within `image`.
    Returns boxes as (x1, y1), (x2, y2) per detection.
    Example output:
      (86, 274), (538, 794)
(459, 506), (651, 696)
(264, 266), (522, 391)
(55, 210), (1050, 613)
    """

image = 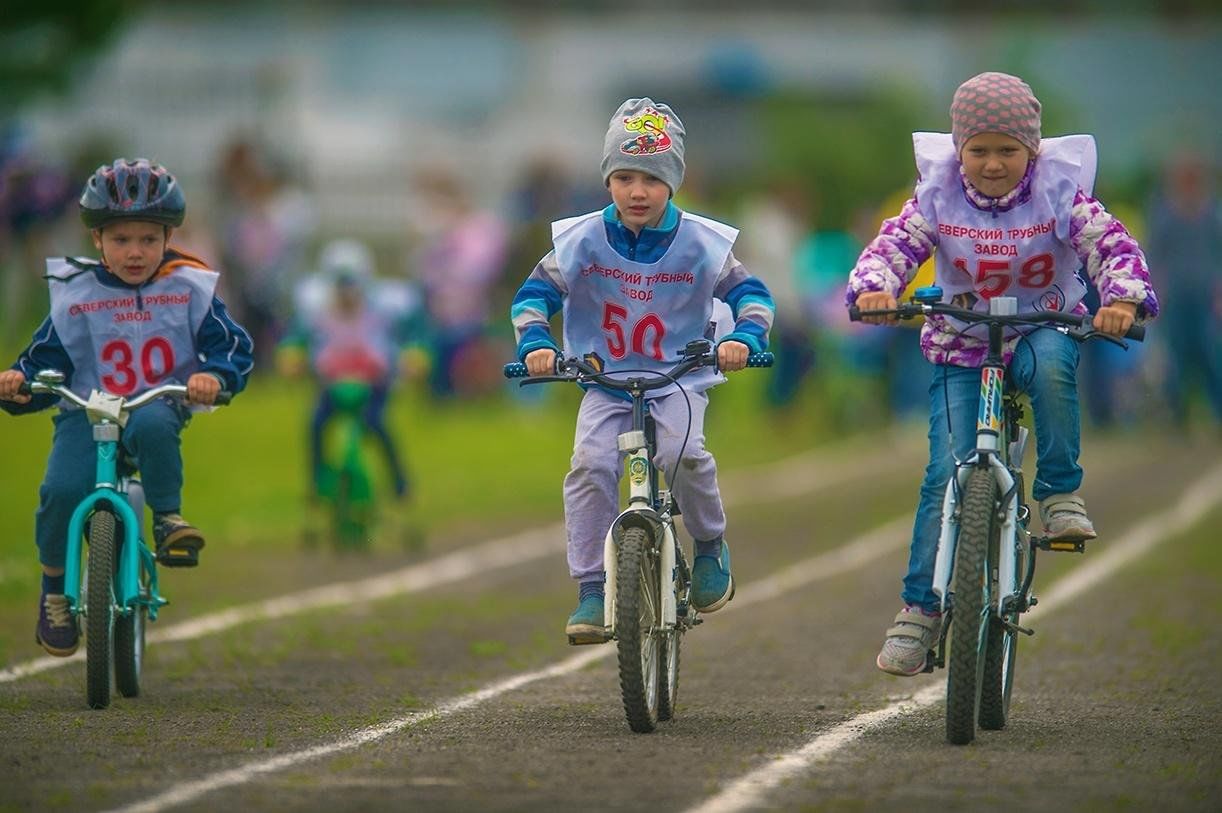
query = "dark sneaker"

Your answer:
(691, 540), (734, 613)
(36, 593), (79, 657)
(565, 595), (609, 645)
(153, 513), (205, 567)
